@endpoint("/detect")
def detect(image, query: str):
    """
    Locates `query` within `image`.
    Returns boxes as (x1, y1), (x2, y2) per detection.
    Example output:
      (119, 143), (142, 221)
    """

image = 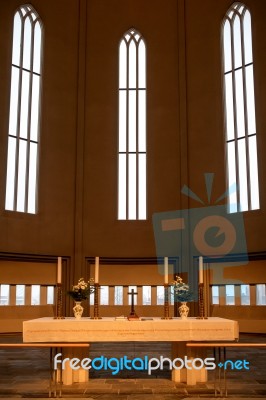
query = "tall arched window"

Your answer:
(118, 29), (146, 220)
(222, 3), (259, 213)
(5, 5), (43, 214)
